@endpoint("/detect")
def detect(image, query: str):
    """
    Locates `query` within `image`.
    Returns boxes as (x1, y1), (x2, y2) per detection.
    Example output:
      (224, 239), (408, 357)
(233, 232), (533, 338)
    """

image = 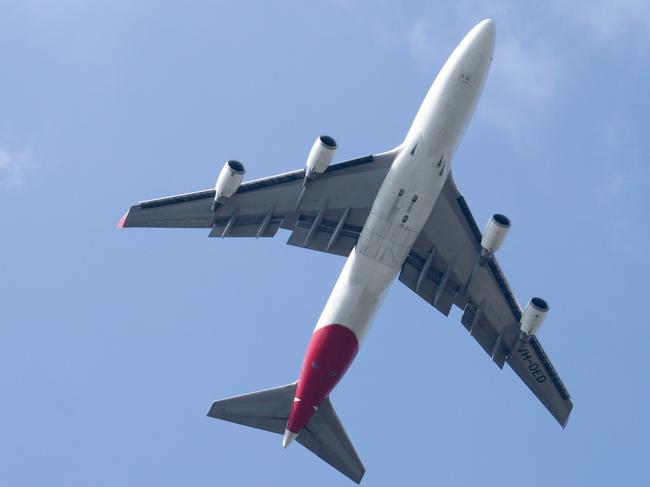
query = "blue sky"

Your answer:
(1, 1), (649, 485)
